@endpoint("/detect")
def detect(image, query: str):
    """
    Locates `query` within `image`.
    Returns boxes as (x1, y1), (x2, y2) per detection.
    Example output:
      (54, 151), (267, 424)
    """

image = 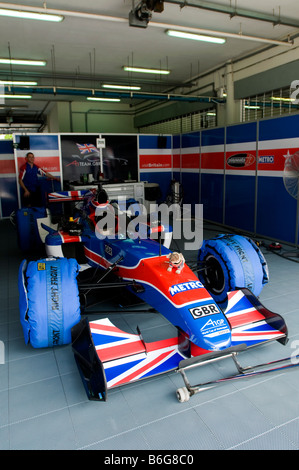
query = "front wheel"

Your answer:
(197, 234), (269, 305)
(176, 387), (190, 403)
